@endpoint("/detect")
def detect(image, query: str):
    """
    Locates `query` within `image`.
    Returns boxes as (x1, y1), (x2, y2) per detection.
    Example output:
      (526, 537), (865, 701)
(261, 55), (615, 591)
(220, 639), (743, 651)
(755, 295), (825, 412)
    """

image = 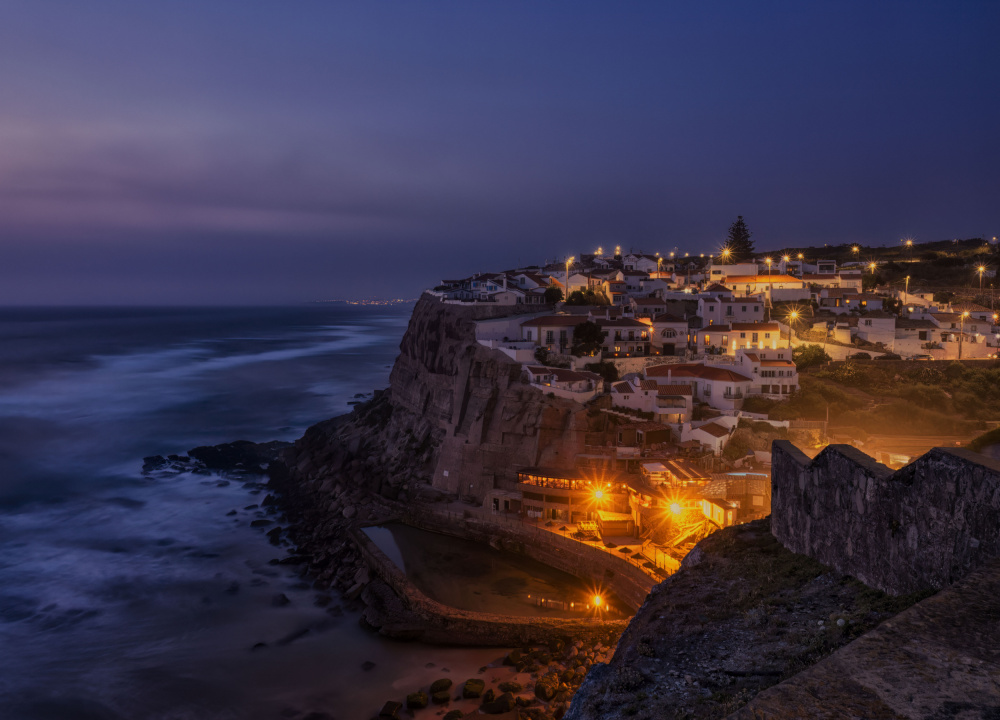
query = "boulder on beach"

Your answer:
(377, 700), (401, 719)
(430, 678), (453, 693)
(462, 678), (486, 698)
(481, 688), (495, 704)
(431, 690), (450, 705)
(498, 681), (522, 693)
(482, 692), (516, 714)
(443, 711), (464, 720)
(406, 692), (428, 709)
